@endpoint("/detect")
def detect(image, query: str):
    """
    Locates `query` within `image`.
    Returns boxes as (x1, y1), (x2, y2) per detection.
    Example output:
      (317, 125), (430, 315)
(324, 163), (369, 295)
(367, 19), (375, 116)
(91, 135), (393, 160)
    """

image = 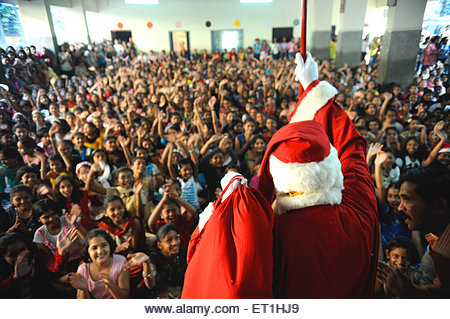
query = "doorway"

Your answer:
(272, 27), (293, 42)
(211, 30), (244, 53)
(169, 31), (190, 55)
(111, 30), (132, 43)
